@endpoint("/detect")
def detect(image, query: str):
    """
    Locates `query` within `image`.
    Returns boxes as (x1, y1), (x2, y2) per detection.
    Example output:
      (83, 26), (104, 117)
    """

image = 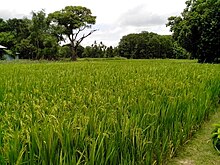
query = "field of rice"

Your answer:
(0, 60), (219, 164)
